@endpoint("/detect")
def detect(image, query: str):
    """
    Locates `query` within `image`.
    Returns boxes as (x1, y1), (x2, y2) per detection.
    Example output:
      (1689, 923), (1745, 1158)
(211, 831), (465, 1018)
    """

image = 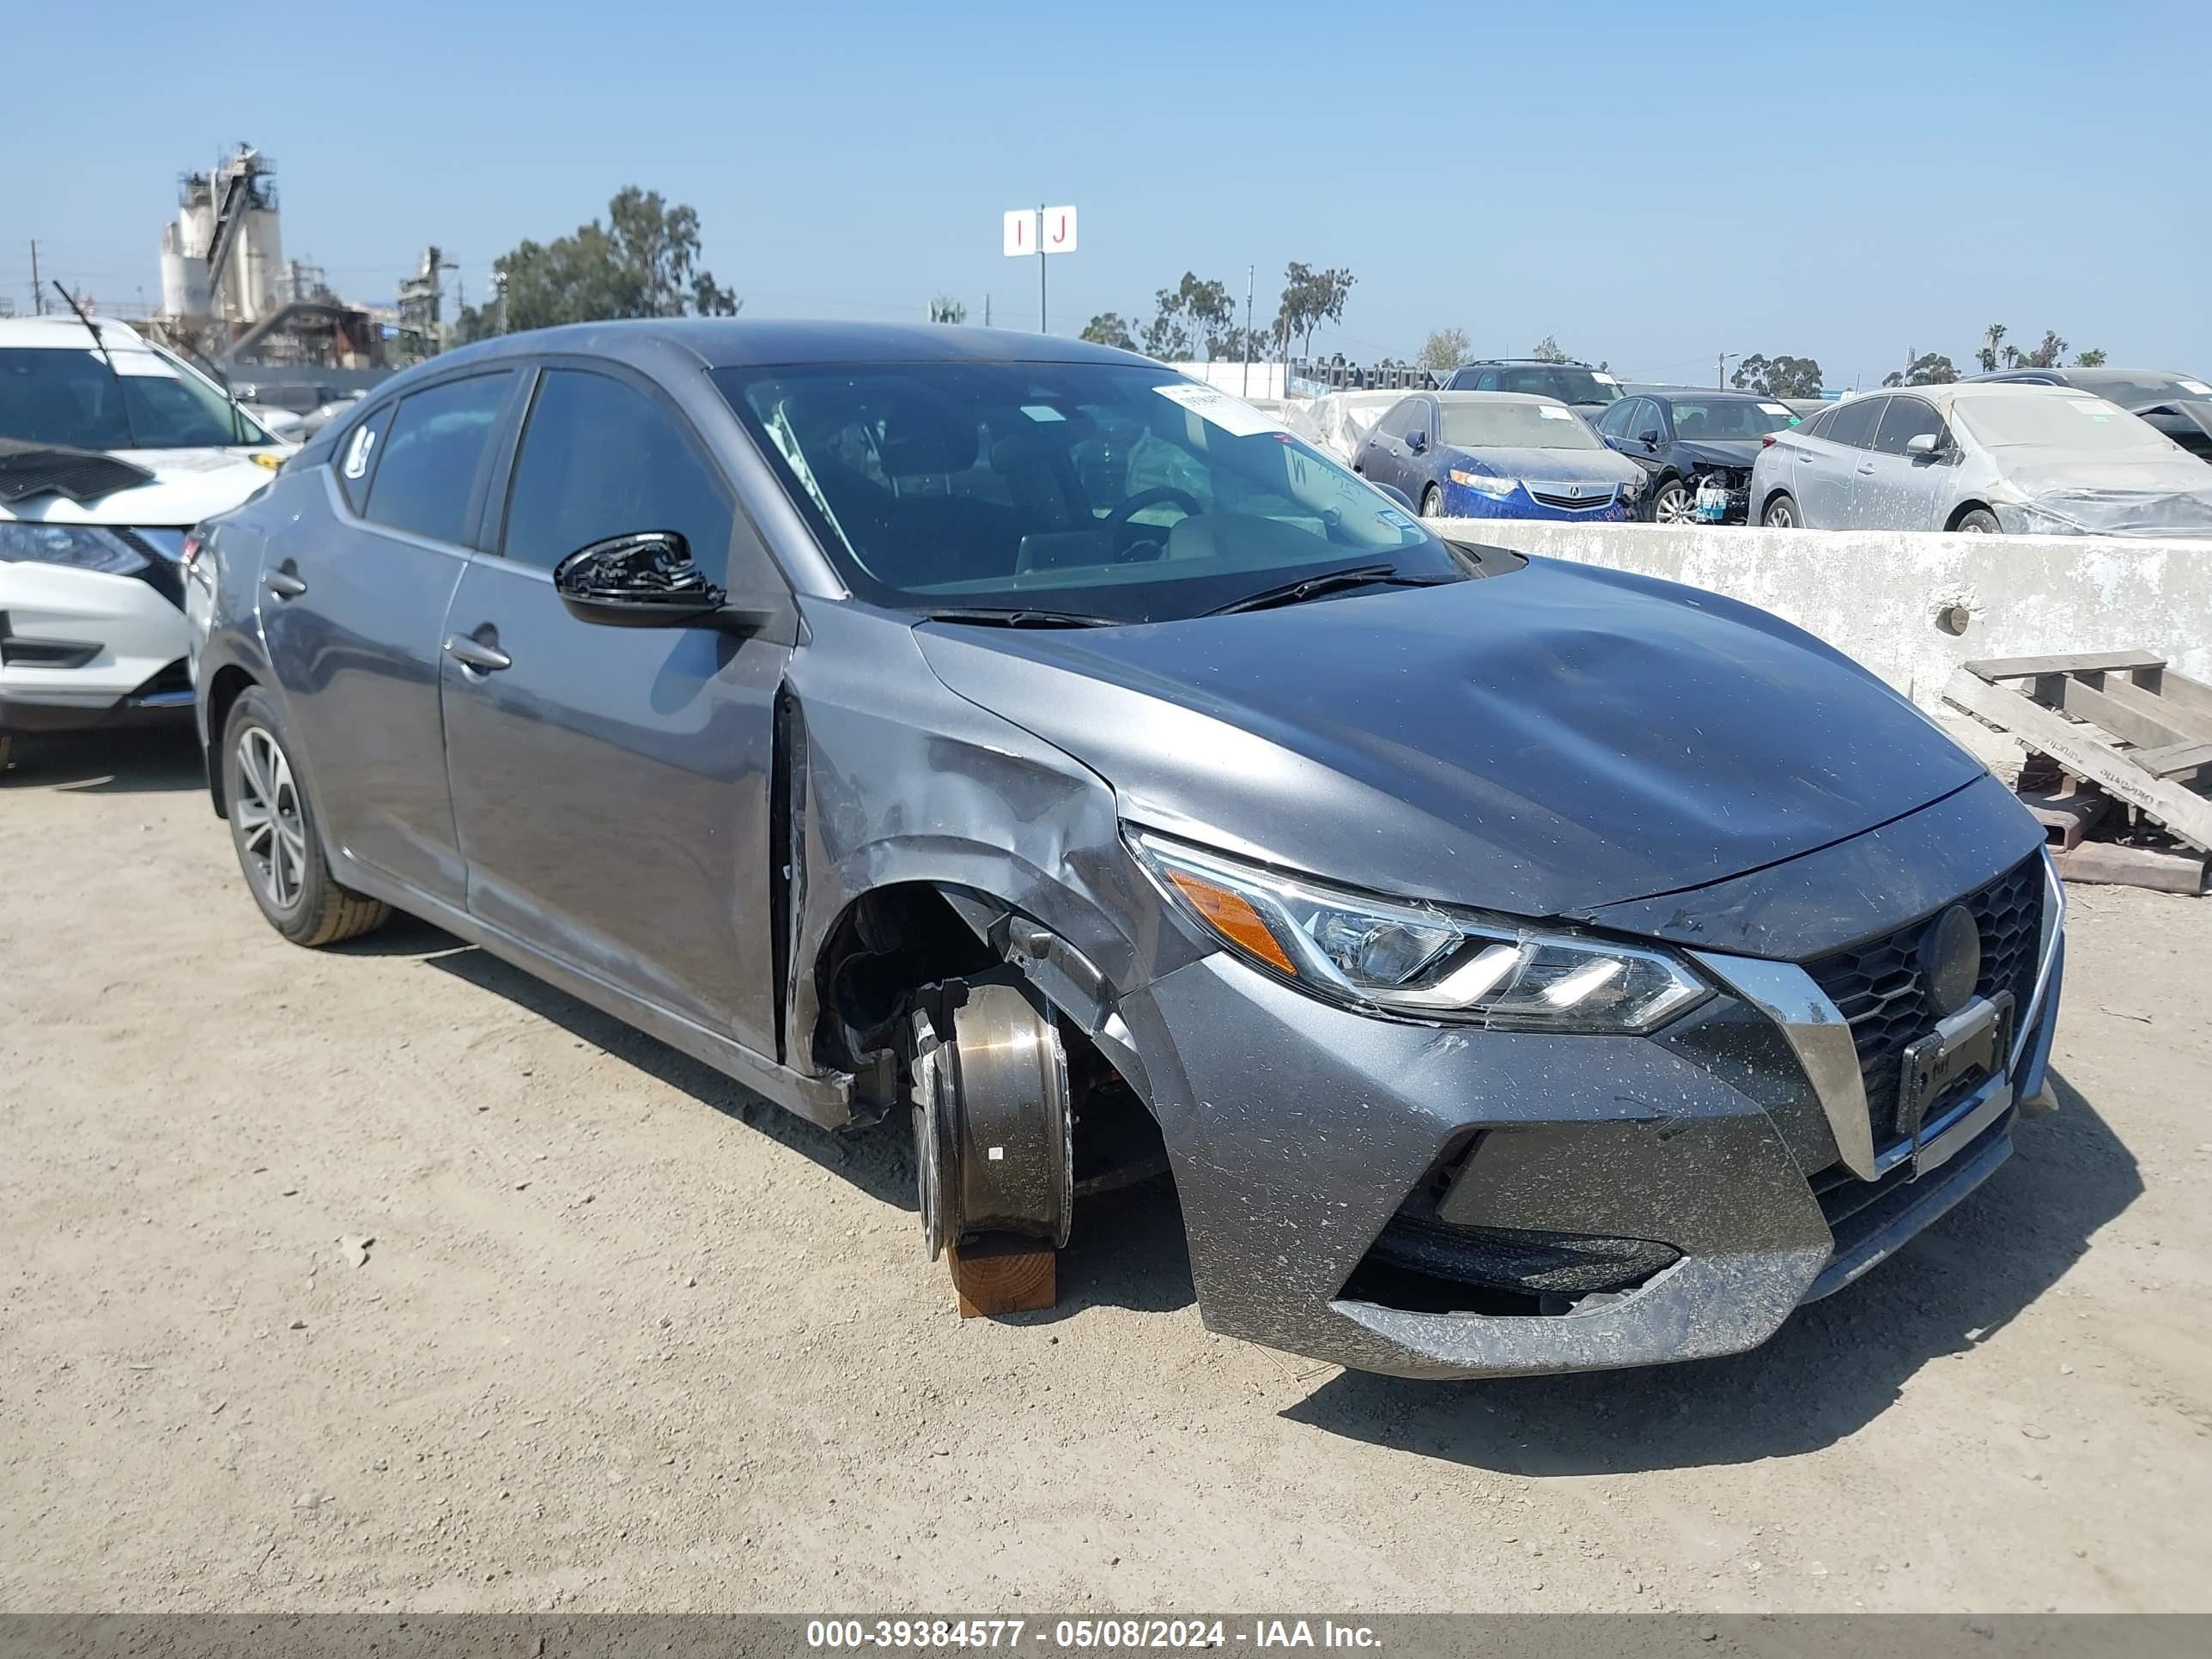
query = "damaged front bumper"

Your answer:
(1115, 859), (2063, 1382)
